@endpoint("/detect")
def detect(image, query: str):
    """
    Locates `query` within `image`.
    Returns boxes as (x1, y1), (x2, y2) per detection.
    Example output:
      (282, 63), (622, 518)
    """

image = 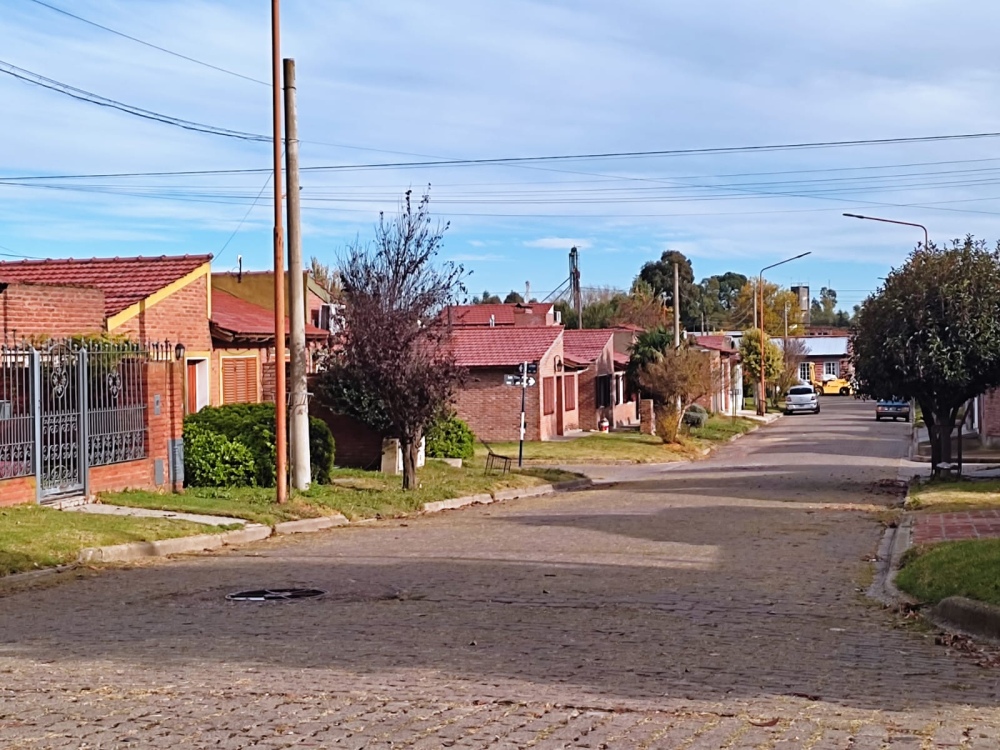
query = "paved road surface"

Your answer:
(2, 398), (999, 748)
